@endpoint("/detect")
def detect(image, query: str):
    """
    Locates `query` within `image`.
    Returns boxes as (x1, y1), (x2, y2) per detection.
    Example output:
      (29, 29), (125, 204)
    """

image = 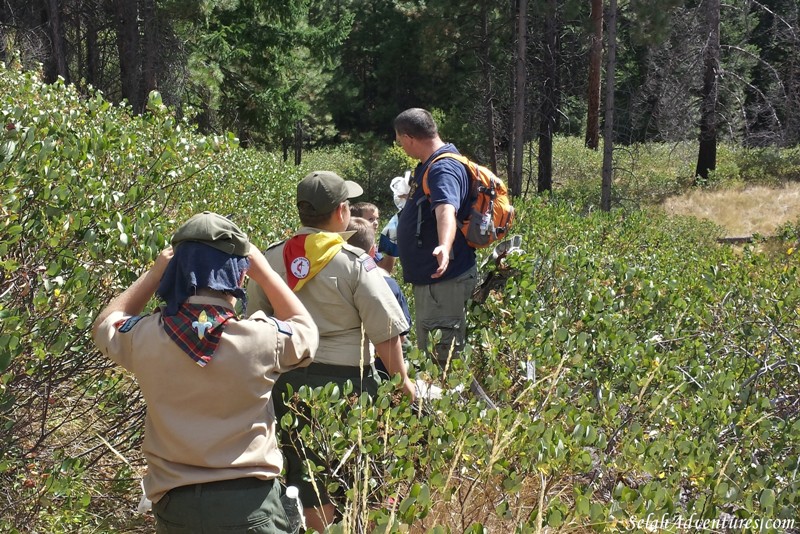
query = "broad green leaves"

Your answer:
(1, 61), (798, 531)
